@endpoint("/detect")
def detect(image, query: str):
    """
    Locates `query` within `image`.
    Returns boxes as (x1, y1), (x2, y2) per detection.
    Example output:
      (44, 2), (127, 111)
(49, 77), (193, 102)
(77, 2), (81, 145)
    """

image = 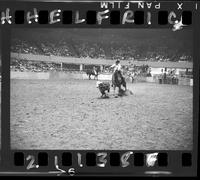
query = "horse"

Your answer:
(112, 70), (126, 97)
(86, 69), (99, 80)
